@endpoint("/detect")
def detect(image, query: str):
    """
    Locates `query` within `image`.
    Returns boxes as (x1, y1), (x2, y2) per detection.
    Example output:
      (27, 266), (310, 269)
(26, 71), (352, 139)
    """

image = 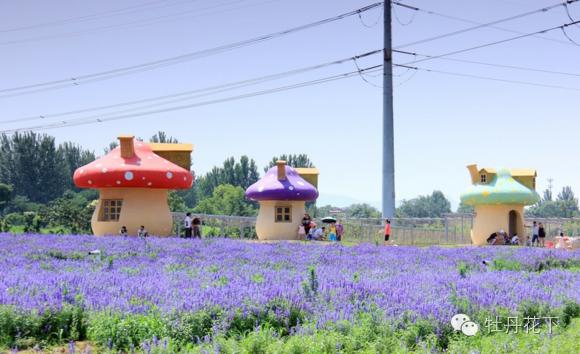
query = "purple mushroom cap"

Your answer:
(245, 165), (318, 201)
